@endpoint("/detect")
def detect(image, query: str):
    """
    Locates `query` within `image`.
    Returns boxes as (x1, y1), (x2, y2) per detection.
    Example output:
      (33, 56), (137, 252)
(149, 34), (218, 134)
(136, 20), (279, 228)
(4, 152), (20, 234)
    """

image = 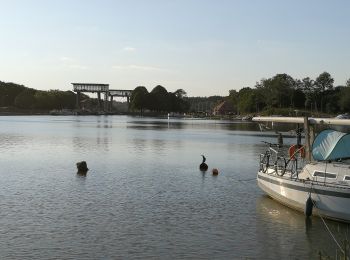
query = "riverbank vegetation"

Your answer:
(0, 81), (77, 112)
(1, 71), (349, 116)
(227, 72), (350, 116)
